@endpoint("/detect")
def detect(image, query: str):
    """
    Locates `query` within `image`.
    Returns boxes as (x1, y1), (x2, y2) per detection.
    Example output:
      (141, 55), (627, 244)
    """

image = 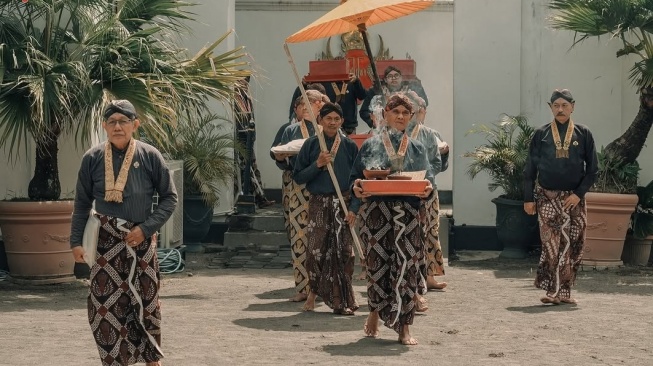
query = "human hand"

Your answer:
(125, 226), (146, 247)
(345, 211), (357, 226)
(353, 179), (371, 198)
(316, 151), (332, 168)
(563, 194), (581, 211)
(417, 182), (433, 199)
(72, 246), (86, 263)
(524, 202), (537, 215)
(348, 73), (358, 83)
(274, 152), (290, 161)
(439, 142), (449, 155)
